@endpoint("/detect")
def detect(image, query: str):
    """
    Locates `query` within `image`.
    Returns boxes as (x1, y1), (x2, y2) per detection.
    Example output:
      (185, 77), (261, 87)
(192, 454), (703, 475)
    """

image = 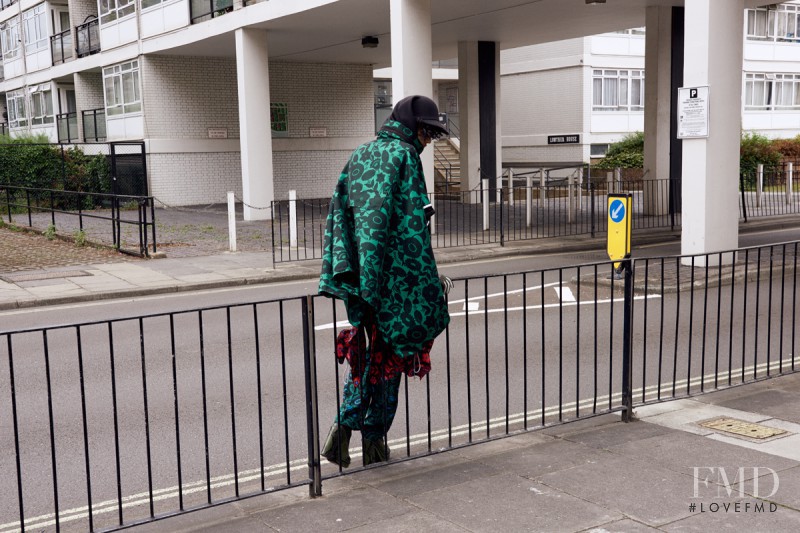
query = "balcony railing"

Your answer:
(0, 0), (17, 10)
(76, 17), (100, 57)
(50, 29), (73, 65)
(0, 123), (7, 137)
(190, 0), (233, 24)
(82, 108), (106, 142)
(0, 61), (4, 81)
(56, 112), (79, 143)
